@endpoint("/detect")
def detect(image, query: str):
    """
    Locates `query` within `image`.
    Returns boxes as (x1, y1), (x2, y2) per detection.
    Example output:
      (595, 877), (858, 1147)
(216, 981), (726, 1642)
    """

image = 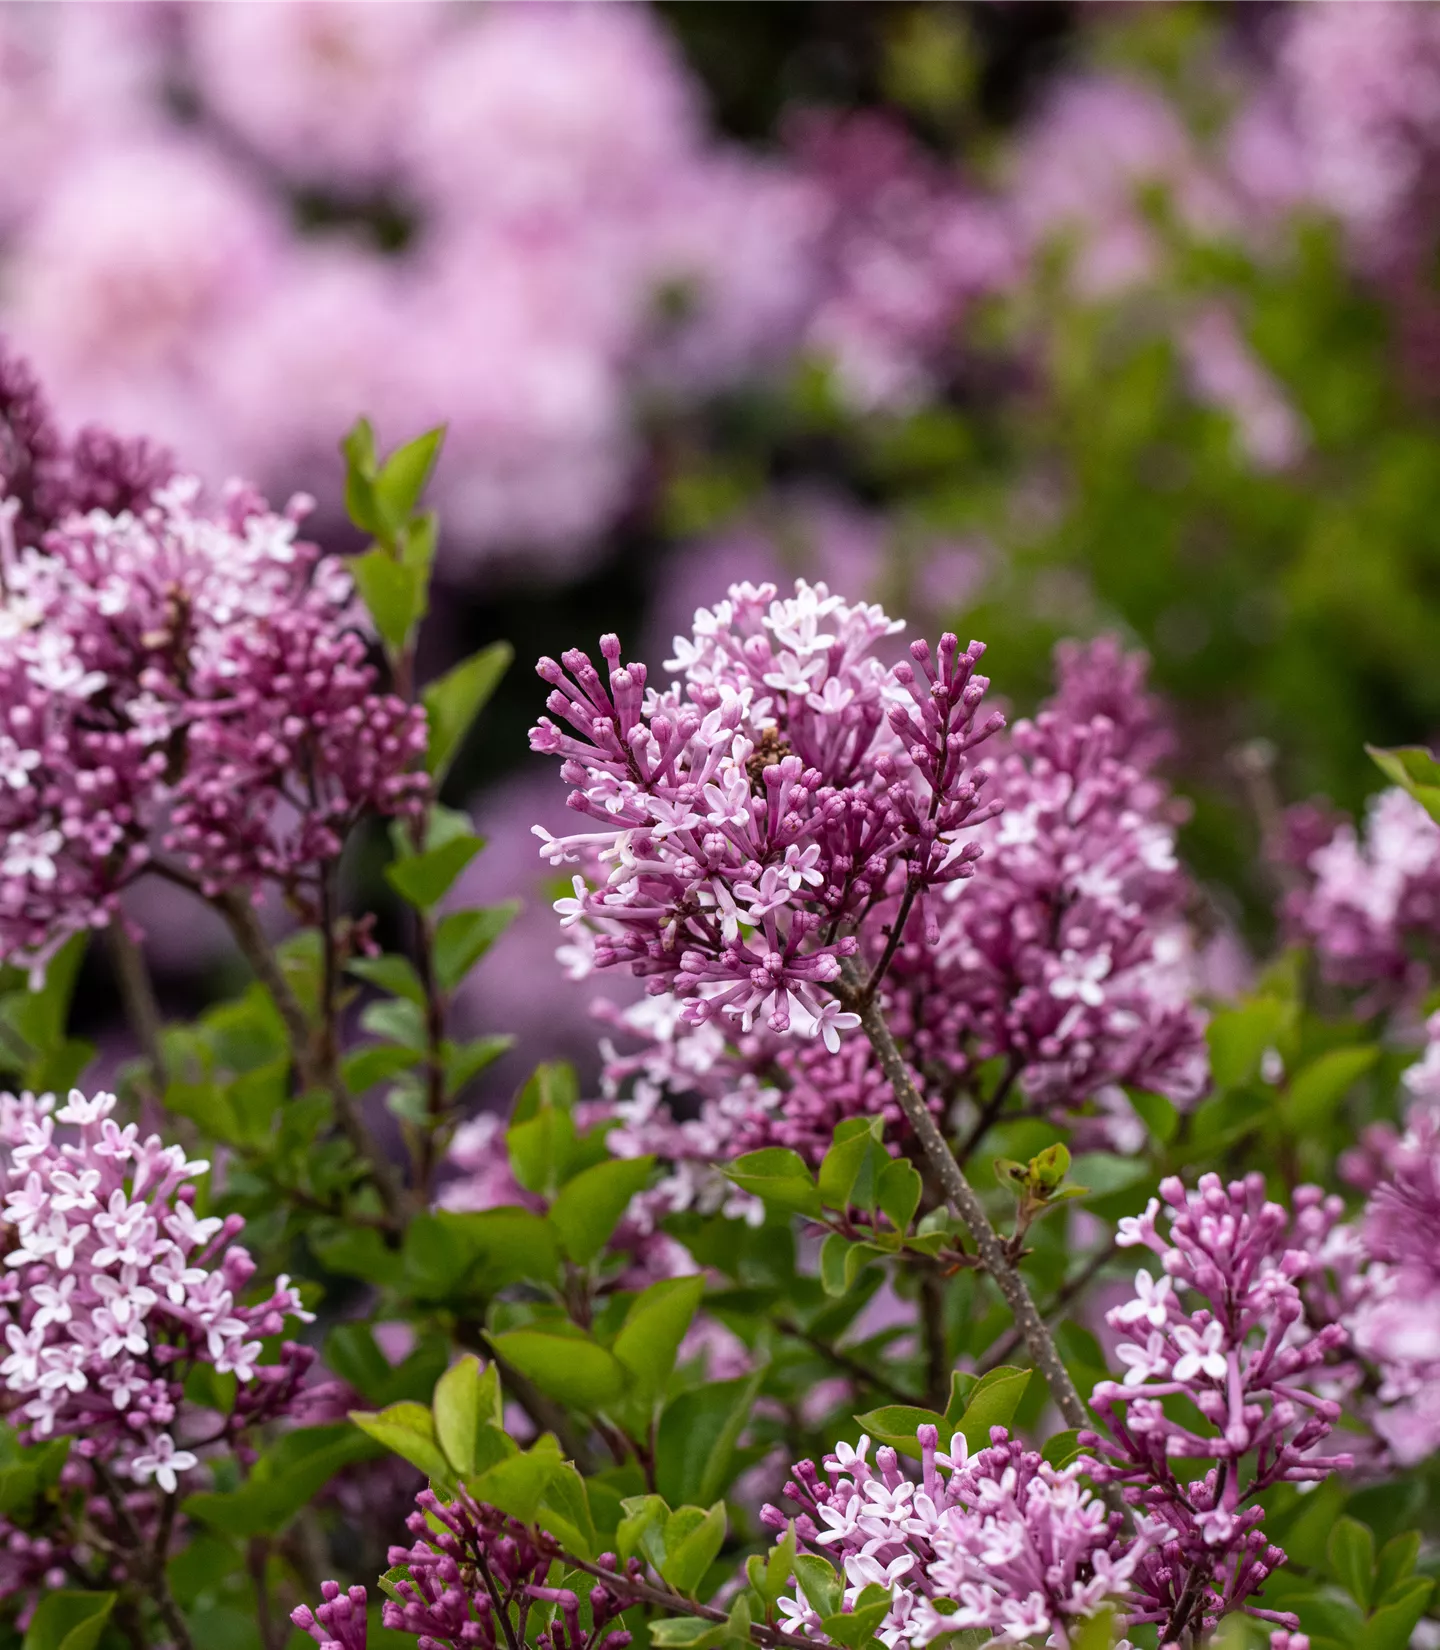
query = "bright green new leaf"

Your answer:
(350, 1403), (455, 1486)
(1041, 1429), (1084, 1469)
(953, 1366), (1032, 1449)
(1374, 1531), (1421, 1603)
(424, 642), (514, 784)
(877, 1157), (922, 1233)
(488, 1330), (627, 1411)
(724, 1147), (824, 1218)
(656, 1370), (763, 1507)
(852, 1405), (948, 1460)
(347, 954), (426, 1005)
(1283, 1045), (1378, 1131)
(613, 1276), (706, 1406)
(536, 1462), (598, 1560)
(617, 1493), (670, 1569)
(818, 1116), (887, 1212)
(375, 426), (444, 533)
(1367, 1580), (1435, 1650)
(660, 1502), (727, 1597)
(21, 1591), (115, 1650)
(647, 1620), (729, 1650)
(466, 1435), (567, 1524)
(434, 1356), (508, 1478)
(548, 1154), (655, 1265)
(434, 902), (521, 992)
(1367, 744), (1440, 825)
(793, 1554), (841, 1619)
(1327, 1516), (1375, 1611)
(352, 546), (424, 654)
(386, 833), (484, 910)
